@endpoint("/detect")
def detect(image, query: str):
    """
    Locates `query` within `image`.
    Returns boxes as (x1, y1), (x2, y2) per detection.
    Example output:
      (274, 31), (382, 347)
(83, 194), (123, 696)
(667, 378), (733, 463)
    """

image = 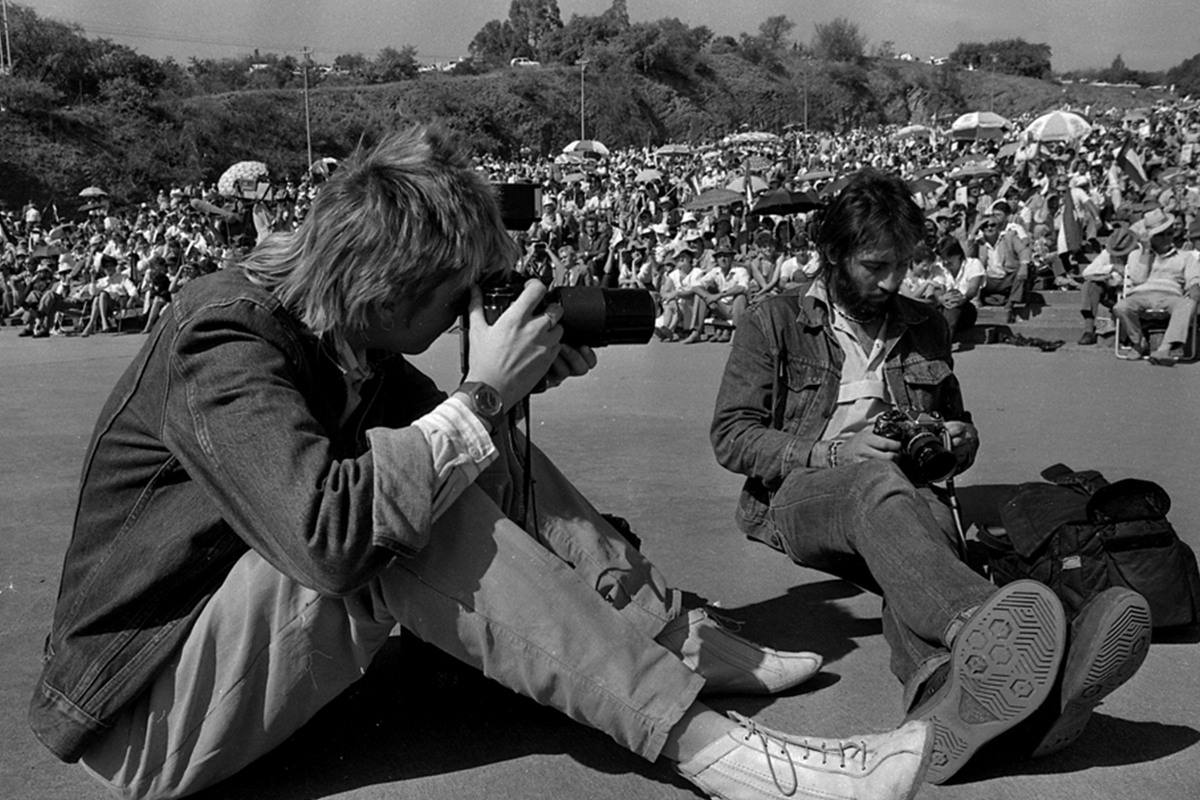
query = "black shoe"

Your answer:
(32, 329), (50, 338)
(905, 580), (1066, 784)
(18, 328), (34, 337)
(1029, 587), (1151, 758)
(1077, 331), (1097, 346)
